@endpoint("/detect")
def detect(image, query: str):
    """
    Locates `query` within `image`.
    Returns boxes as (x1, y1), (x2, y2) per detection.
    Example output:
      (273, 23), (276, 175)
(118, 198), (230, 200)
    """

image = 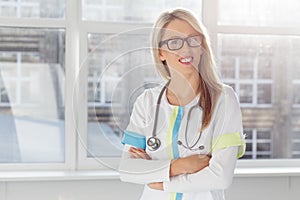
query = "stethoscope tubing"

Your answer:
(148, 81), (204, 151)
